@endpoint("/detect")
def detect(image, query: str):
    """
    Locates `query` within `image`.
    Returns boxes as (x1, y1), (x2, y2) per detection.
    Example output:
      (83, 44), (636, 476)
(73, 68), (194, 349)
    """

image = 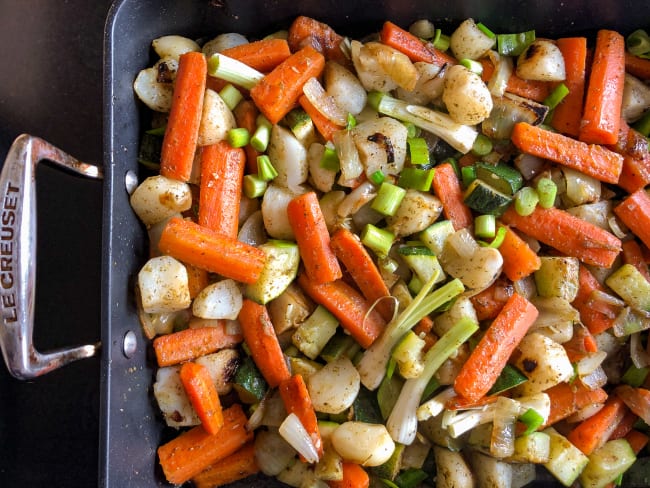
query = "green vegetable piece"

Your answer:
(321, 331), (360, 363)
(370, 443), (406, 481)
(534, 256), (580, 302)
(361, 224), (395, 257)
(352, 385), (384, 424)
(487, 364), (528, 395)
(377, 374), (404, 421)
(233, 356), (268, 403)
(463, 179), (512, 215)
(372, 181), (407, 216)
(579, 439), (636, 488)
(606, 263), (650, 312)
(292, 305), (339, 360)
(244, 240), (300, 304)
(398, 167), (435, 192)
(497, 30), (536, 56)
(543, 427), (590, 487)
(474, 162), (523, 195)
